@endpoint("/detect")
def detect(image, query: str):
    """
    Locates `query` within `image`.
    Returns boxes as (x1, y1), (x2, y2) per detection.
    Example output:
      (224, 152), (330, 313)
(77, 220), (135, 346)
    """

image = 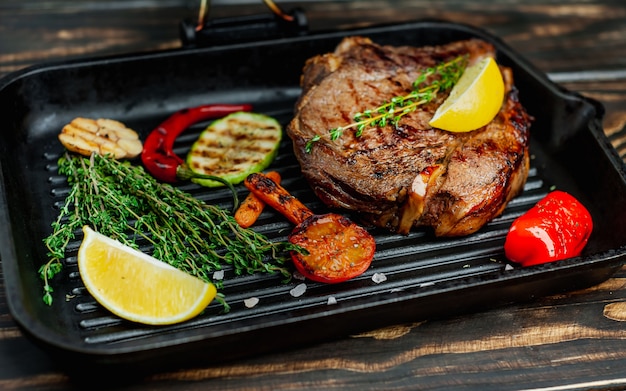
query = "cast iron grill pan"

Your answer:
(1, 20), (626, 372)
